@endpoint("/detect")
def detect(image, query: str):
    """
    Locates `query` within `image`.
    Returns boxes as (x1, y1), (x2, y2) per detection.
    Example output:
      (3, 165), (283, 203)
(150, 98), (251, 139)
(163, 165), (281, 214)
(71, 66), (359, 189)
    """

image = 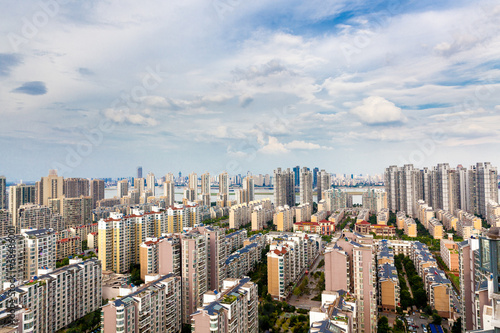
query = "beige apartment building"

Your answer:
(274, 205), (294, 232)
(428, 218), (444, 239)
(56, 236), (82, 260)
(101, 273), (182, 333)
(440, 235), (459, 271)
(191, 277), (258, 333)
(404, 217), (417, 237)
(0, 258), (101, 332)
